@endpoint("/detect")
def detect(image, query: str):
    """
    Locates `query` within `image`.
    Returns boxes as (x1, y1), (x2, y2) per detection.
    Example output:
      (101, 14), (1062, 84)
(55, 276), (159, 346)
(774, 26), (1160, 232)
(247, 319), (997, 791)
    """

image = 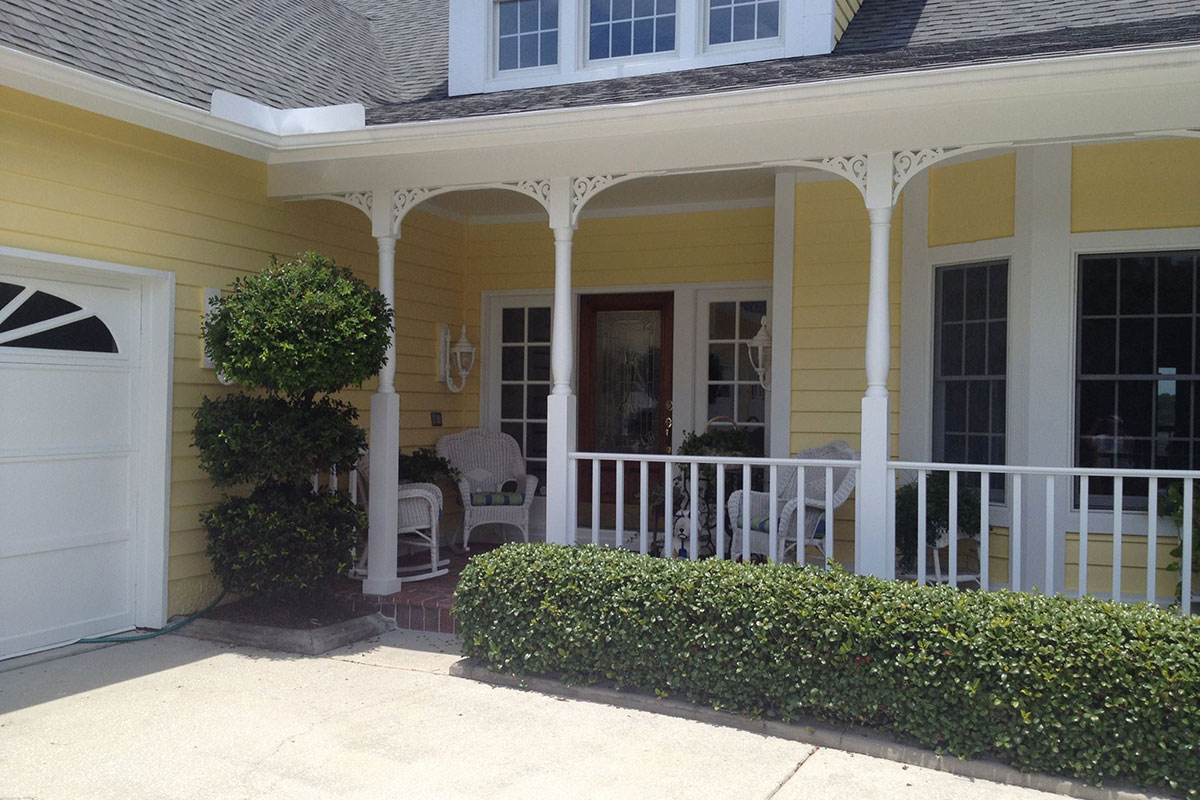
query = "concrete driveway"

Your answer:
(0, 631), (1073, 799)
